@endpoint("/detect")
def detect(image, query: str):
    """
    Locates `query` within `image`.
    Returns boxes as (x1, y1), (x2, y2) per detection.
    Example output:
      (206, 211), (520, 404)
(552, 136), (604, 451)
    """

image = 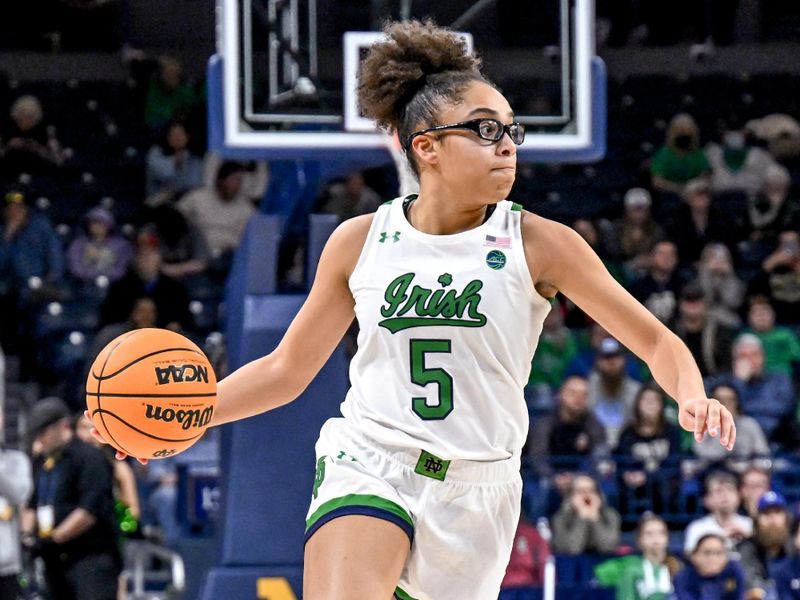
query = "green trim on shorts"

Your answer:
(394, 586), (419, 600)
(305, 494), (413, 532)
